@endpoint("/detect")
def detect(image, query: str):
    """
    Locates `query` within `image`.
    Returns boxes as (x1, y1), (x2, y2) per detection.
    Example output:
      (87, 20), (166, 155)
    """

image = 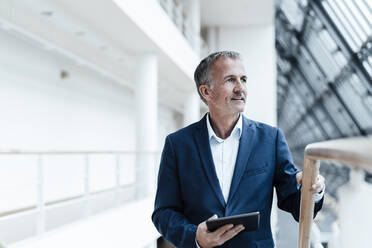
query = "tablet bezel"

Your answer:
(206, 212), (260, 232)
